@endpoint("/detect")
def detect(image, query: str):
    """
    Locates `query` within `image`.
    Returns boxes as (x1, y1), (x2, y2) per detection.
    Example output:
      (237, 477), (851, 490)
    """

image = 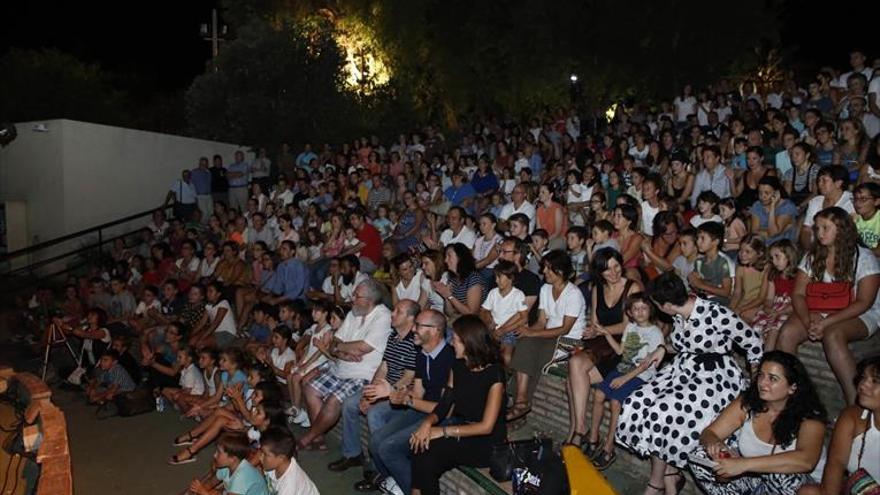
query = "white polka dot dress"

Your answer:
(615, 298), (763, 468)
